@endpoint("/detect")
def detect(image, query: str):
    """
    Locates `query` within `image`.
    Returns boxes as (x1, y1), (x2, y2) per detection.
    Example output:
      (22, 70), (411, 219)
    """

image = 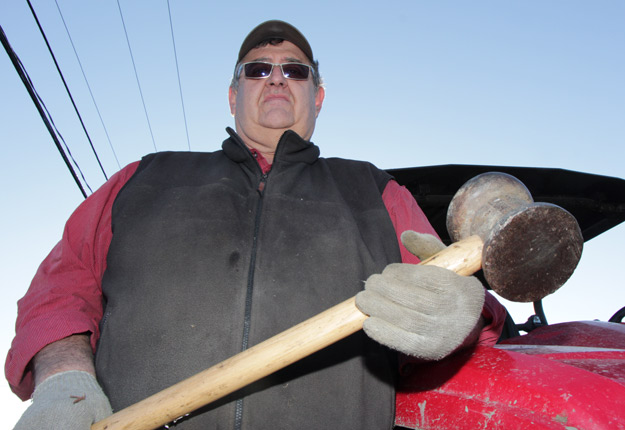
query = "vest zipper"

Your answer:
(234, 172), (269, 430)
(241, 173), (268, 350)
